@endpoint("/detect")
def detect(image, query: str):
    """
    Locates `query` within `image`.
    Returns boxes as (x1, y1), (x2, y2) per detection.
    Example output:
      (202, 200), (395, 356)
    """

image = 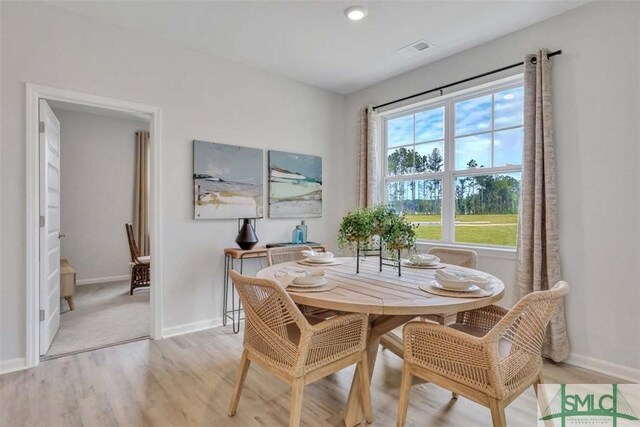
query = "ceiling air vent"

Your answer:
(398, 40), (435, 57)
